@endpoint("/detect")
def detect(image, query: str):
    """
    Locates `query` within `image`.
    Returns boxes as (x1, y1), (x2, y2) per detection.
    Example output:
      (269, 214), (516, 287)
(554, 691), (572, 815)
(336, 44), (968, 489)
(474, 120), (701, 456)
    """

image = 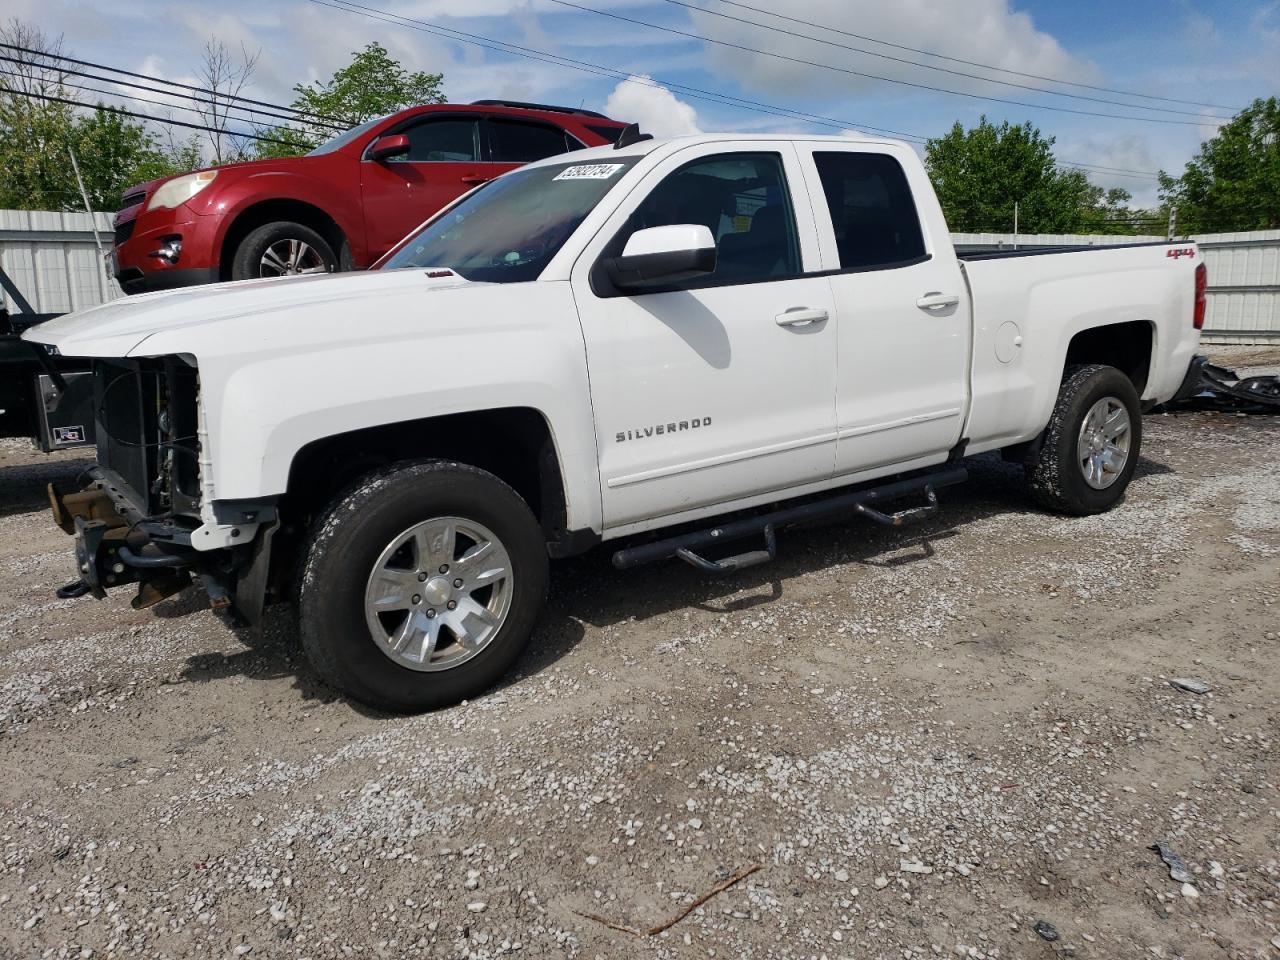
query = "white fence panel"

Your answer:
(953, 229), (1280, 344)
(0, 209), (120, 315)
